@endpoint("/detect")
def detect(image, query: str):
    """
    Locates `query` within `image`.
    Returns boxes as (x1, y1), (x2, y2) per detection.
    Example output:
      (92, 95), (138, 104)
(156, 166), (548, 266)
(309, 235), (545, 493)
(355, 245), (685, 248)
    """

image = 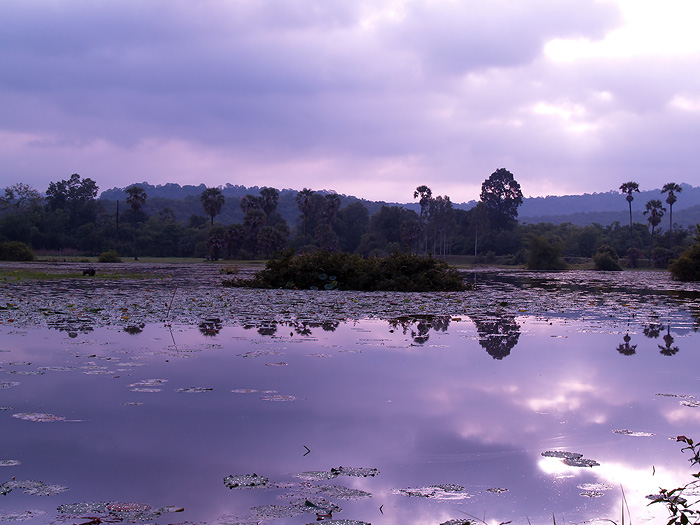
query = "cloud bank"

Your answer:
(1, 0), (699, 202)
